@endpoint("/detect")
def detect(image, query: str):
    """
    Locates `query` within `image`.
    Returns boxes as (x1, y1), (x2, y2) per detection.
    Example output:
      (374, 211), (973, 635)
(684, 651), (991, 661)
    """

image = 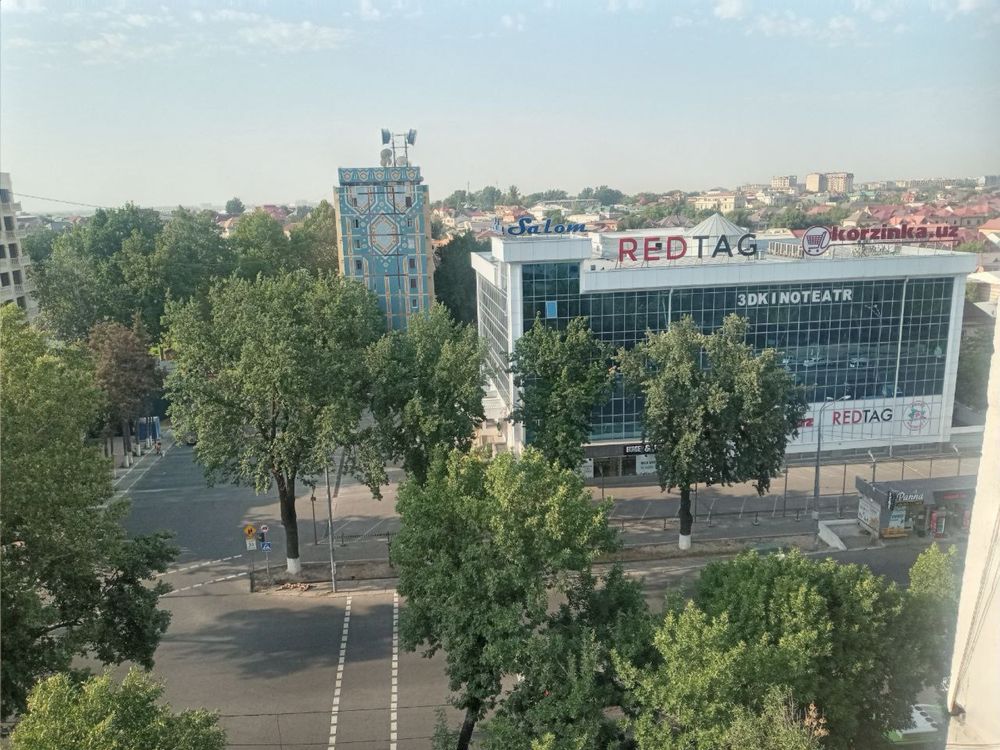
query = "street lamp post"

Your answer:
(813, 395), (849, 520)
